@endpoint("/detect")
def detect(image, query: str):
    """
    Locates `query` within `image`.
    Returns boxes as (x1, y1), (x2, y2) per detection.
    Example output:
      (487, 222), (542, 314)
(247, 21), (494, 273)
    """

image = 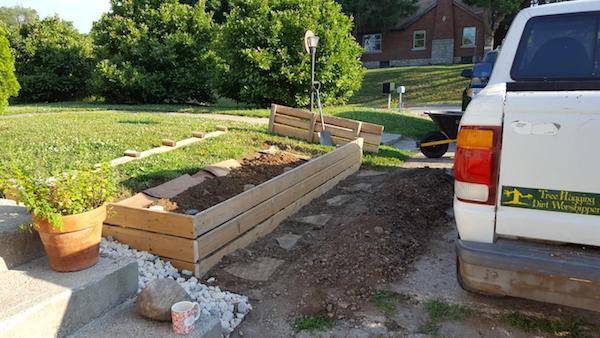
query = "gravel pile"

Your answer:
(100, 237), (251, 335)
